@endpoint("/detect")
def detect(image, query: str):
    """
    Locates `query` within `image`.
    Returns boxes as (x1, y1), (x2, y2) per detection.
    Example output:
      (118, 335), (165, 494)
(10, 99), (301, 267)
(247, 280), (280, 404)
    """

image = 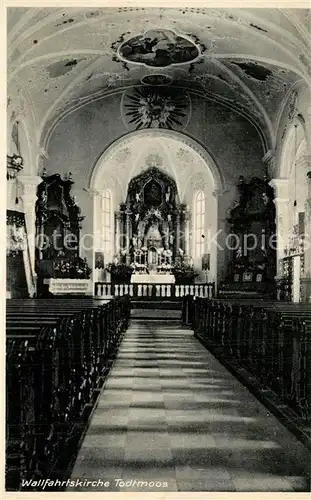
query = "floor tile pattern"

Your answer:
(69, 322), (310, 492)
